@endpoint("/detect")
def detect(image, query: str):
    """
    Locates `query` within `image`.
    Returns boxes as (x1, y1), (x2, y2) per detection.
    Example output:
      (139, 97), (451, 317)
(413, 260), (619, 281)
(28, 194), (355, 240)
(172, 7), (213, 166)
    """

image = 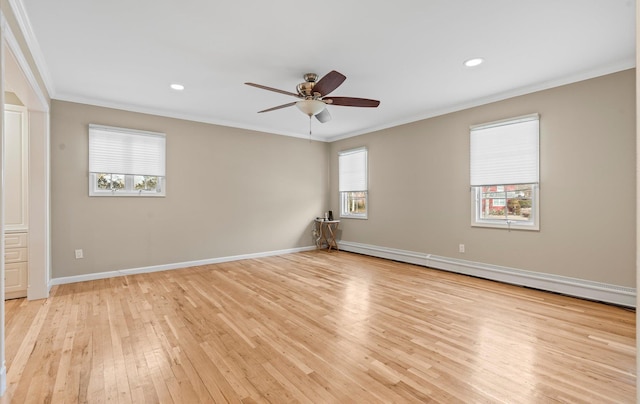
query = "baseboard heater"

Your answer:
(338, 241), (636, 308)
